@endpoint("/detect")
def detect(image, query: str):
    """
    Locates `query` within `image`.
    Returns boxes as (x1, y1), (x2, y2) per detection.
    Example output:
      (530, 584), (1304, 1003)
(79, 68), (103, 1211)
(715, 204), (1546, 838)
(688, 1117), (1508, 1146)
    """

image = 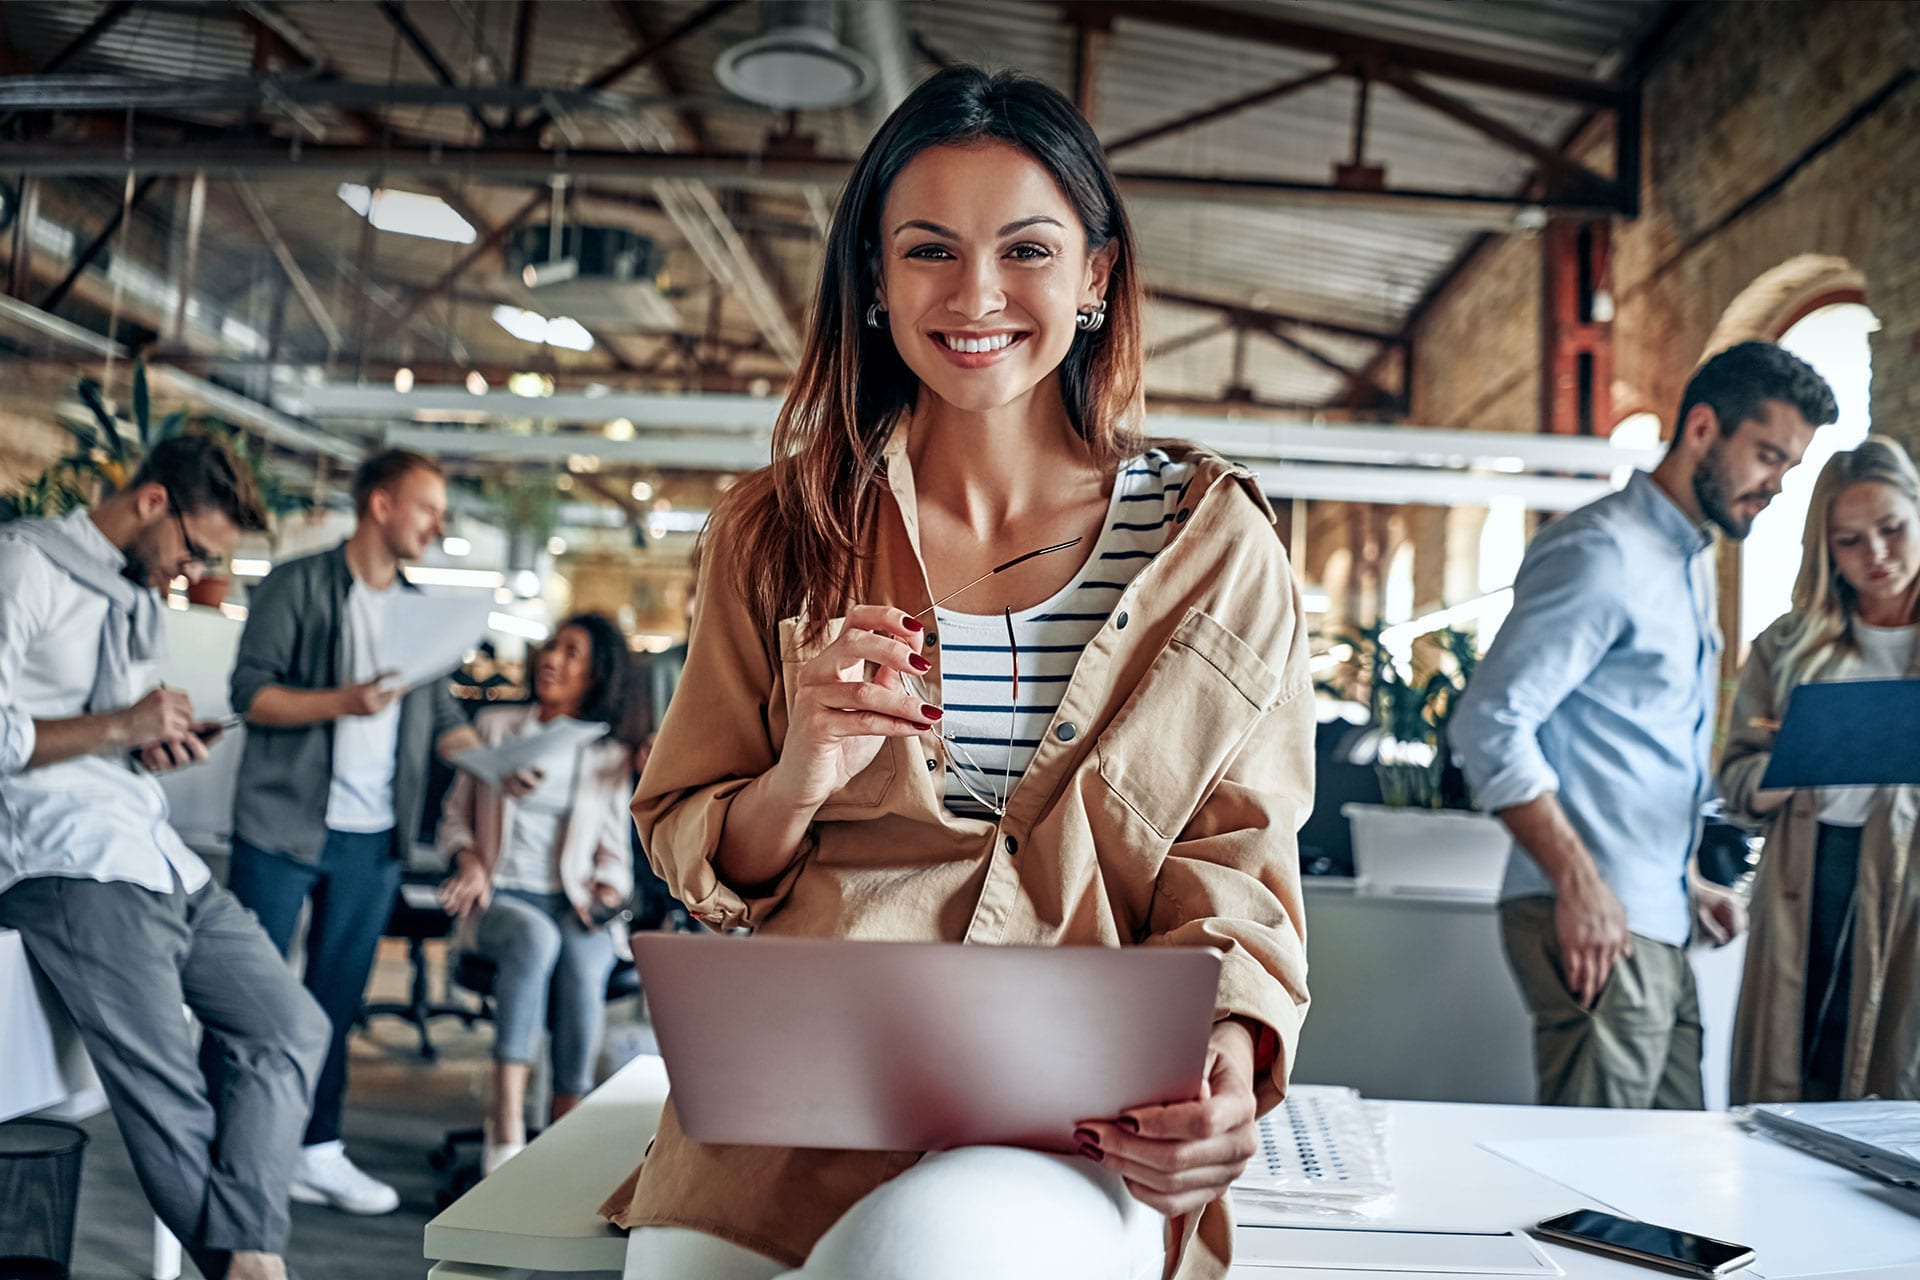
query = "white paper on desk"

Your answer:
(451, 717), (607, 787)
(1235, 1224), (1560, 1274)
(1482, 1131), (1920, 1279)
(383, 592), (494, 692)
